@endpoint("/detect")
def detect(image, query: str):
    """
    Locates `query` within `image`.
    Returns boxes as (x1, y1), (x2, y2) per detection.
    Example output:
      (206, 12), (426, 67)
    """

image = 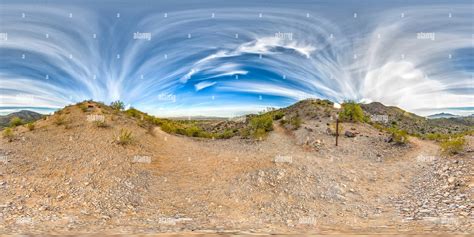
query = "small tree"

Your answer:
(339, 101), (365, 122)
(110, 100), (125, 111)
